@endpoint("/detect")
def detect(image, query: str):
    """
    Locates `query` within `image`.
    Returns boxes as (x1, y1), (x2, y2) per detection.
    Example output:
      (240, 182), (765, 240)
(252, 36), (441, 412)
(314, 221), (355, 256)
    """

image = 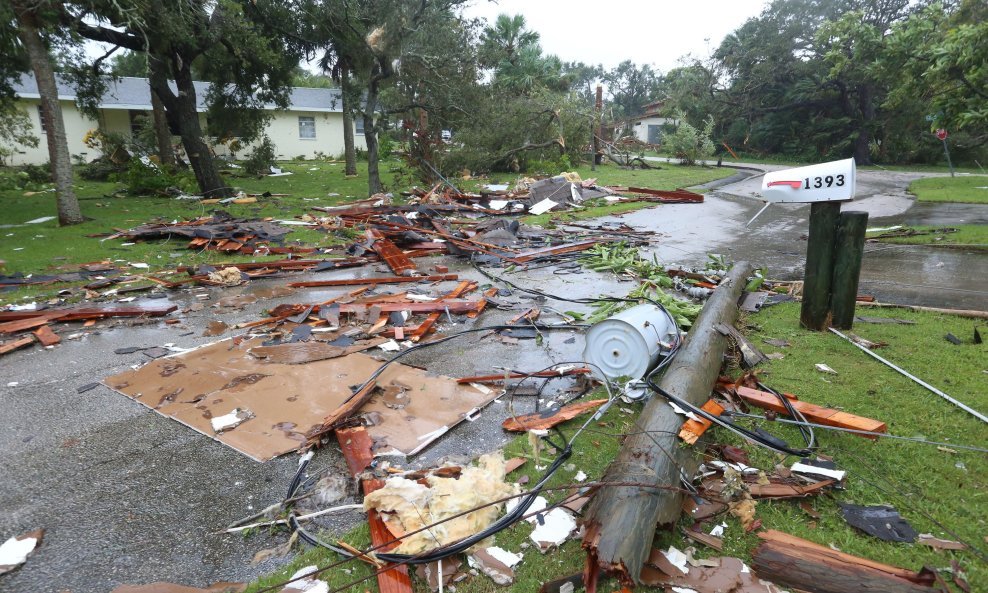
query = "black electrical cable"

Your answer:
(757, 380), (815, 449)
